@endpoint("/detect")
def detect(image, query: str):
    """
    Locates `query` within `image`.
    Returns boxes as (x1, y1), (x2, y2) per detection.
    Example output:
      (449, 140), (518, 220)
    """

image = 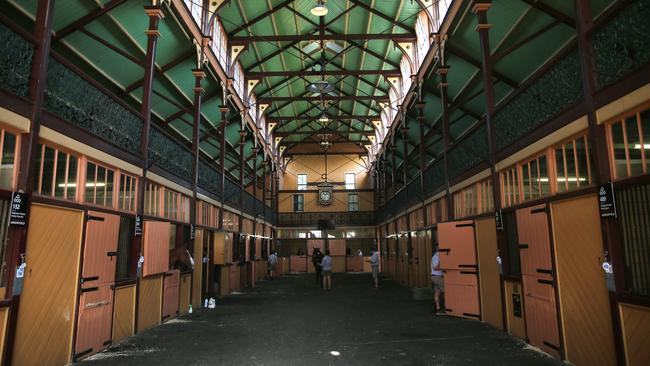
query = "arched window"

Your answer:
(415, 11), (431, 68)
(400, 58), (412, 99)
